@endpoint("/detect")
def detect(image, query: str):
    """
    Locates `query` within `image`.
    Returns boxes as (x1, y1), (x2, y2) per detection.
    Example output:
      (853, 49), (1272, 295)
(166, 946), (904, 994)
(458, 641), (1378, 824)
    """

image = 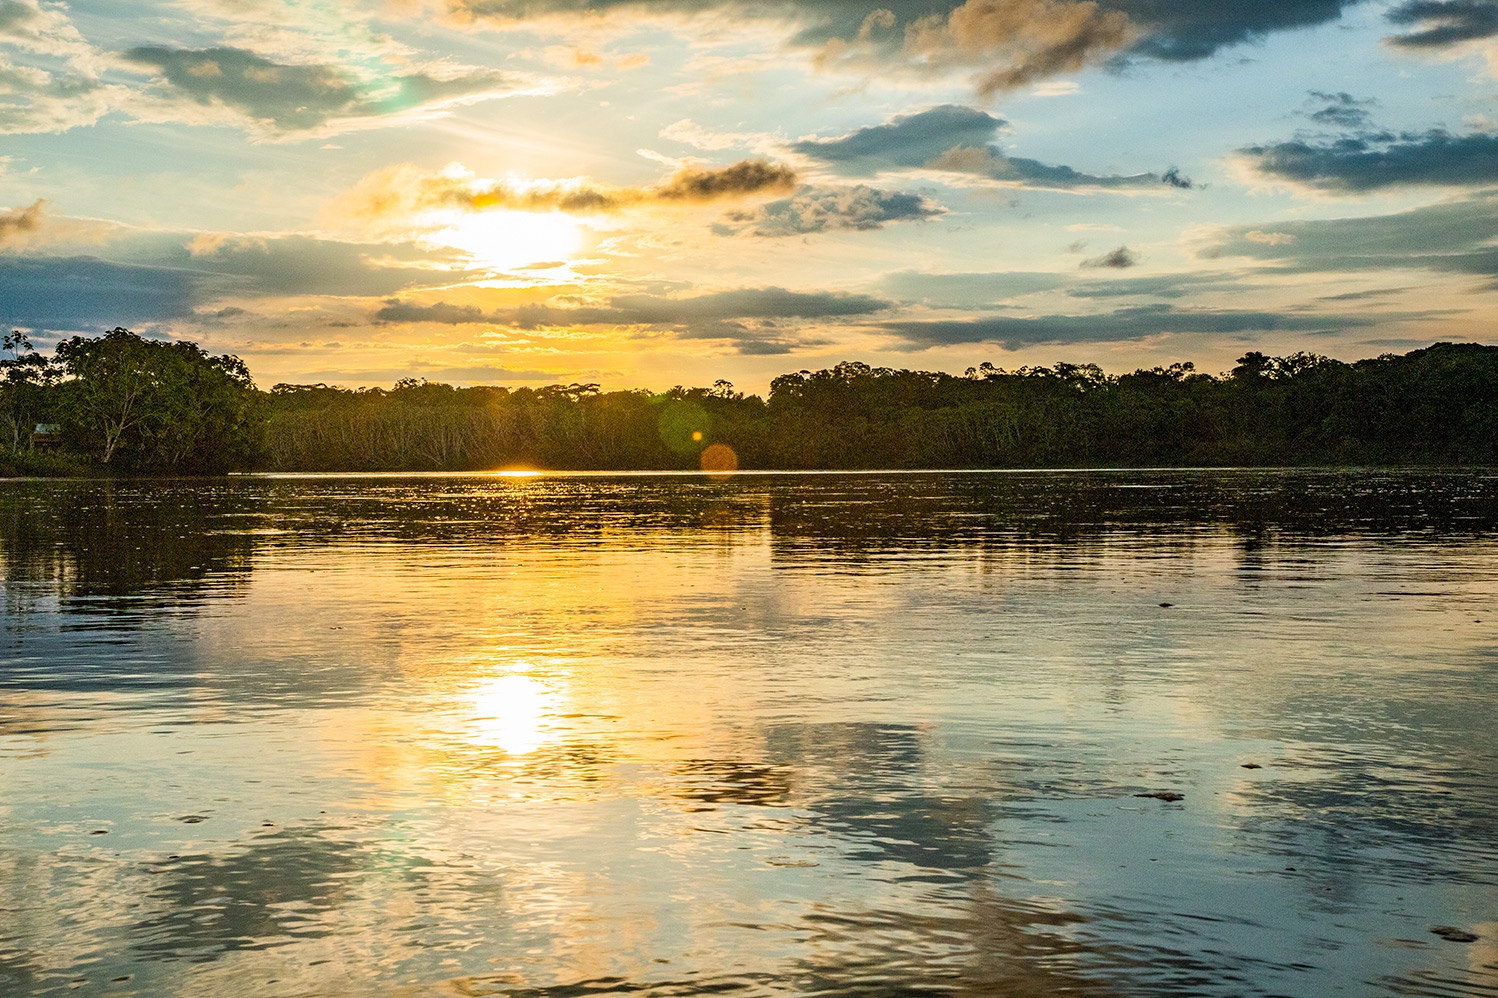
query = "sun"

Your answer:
(427, 210), (583, 271)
